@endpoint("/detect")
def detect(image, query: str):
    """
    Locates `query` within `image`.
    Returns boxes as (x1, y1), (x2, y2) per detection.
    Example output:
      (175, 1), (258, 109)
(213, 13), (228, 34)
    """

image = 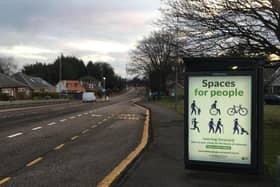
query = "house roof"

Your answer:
(13, 73), (54, 90)
(57, 80), (85, 92)
(0, 73), (28, 88)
